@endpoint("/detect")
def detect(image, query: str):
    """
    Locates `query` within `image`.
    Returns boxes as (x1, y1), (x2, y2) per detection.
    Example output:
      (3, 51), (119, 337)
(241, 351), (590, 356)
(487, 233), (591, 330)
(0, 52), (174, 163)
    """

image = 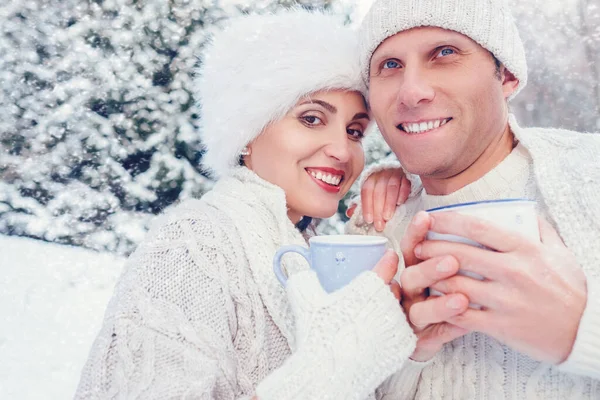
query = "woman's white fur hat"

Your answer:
(359, 0), (528, 99)
(196, 9), (366, 178)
